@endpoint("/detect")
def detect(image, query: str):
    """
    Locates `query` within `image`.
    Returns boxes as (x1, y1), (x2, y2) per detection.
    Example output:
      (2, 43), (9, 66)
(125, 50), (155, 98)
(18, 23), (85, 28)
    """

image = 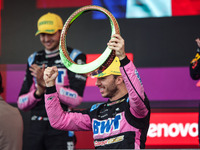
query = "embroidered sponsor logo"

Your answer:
(96, 72), (106, 77)
(100, 109), (108, 114)
(47, 96), (54, 100)
(67, 141), (74, 150)
(94, 135), (124, 147)
(70, 49), (81, 61)
(55, 59), (62, 64)
(135, 69), (143, 85)
(57, 69), (66, 85)
(75, 74), (87, 81)
(39, 21), (53, 26)
(90, 103), (103, 112)
(93, 113), (122, 135)
(31, 115), (49, 121)
(60, 88), (77, 98)
(19, 96), (28, 104)
(71, 51), (78, 60)
(98, 114), (108, 118)
(77, 59), (85, 65)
